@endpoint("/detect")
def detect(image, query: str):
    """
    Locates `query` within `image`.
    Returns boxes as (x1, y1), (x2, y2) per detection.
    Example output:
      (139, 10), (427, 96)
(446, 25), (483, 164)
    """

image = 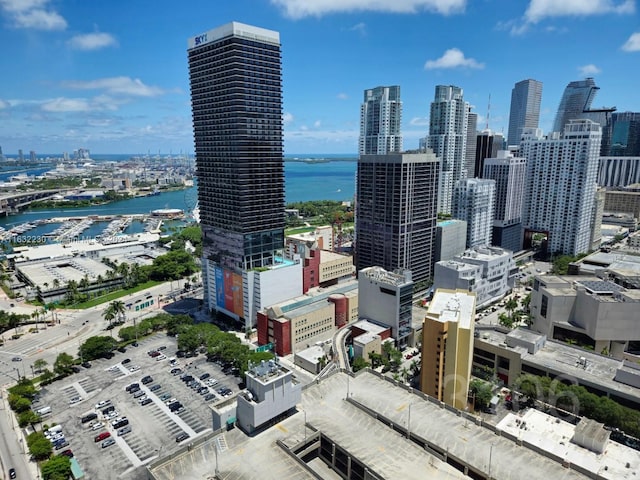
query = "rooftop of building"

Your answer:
(351, 319), (390, 335)
(476, 328), (640, 404)
(294, 345), (325, 363)
(536, 275), (640, 302)
(359, 265), (412, 287)
(427, 289), (476, 329)
(264, 279), (358, 320)
(245, 359), (291, 384)
(318, 249), (351, 263)
(497, 409), (636, 479)
(150, 371), (596, 479)
(437, 219), (466, 227)
(10, 232), (160, 261)
(457, 245), (513, 261)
